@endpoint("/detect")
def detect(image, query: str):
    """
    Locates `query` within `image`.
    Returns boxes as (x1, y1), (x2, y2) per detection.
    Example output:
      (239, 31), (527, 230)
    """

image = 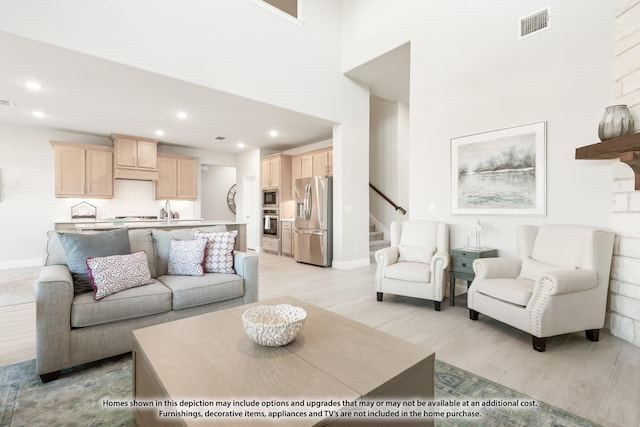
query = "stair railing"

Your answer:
(369, 183), (407, 215)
